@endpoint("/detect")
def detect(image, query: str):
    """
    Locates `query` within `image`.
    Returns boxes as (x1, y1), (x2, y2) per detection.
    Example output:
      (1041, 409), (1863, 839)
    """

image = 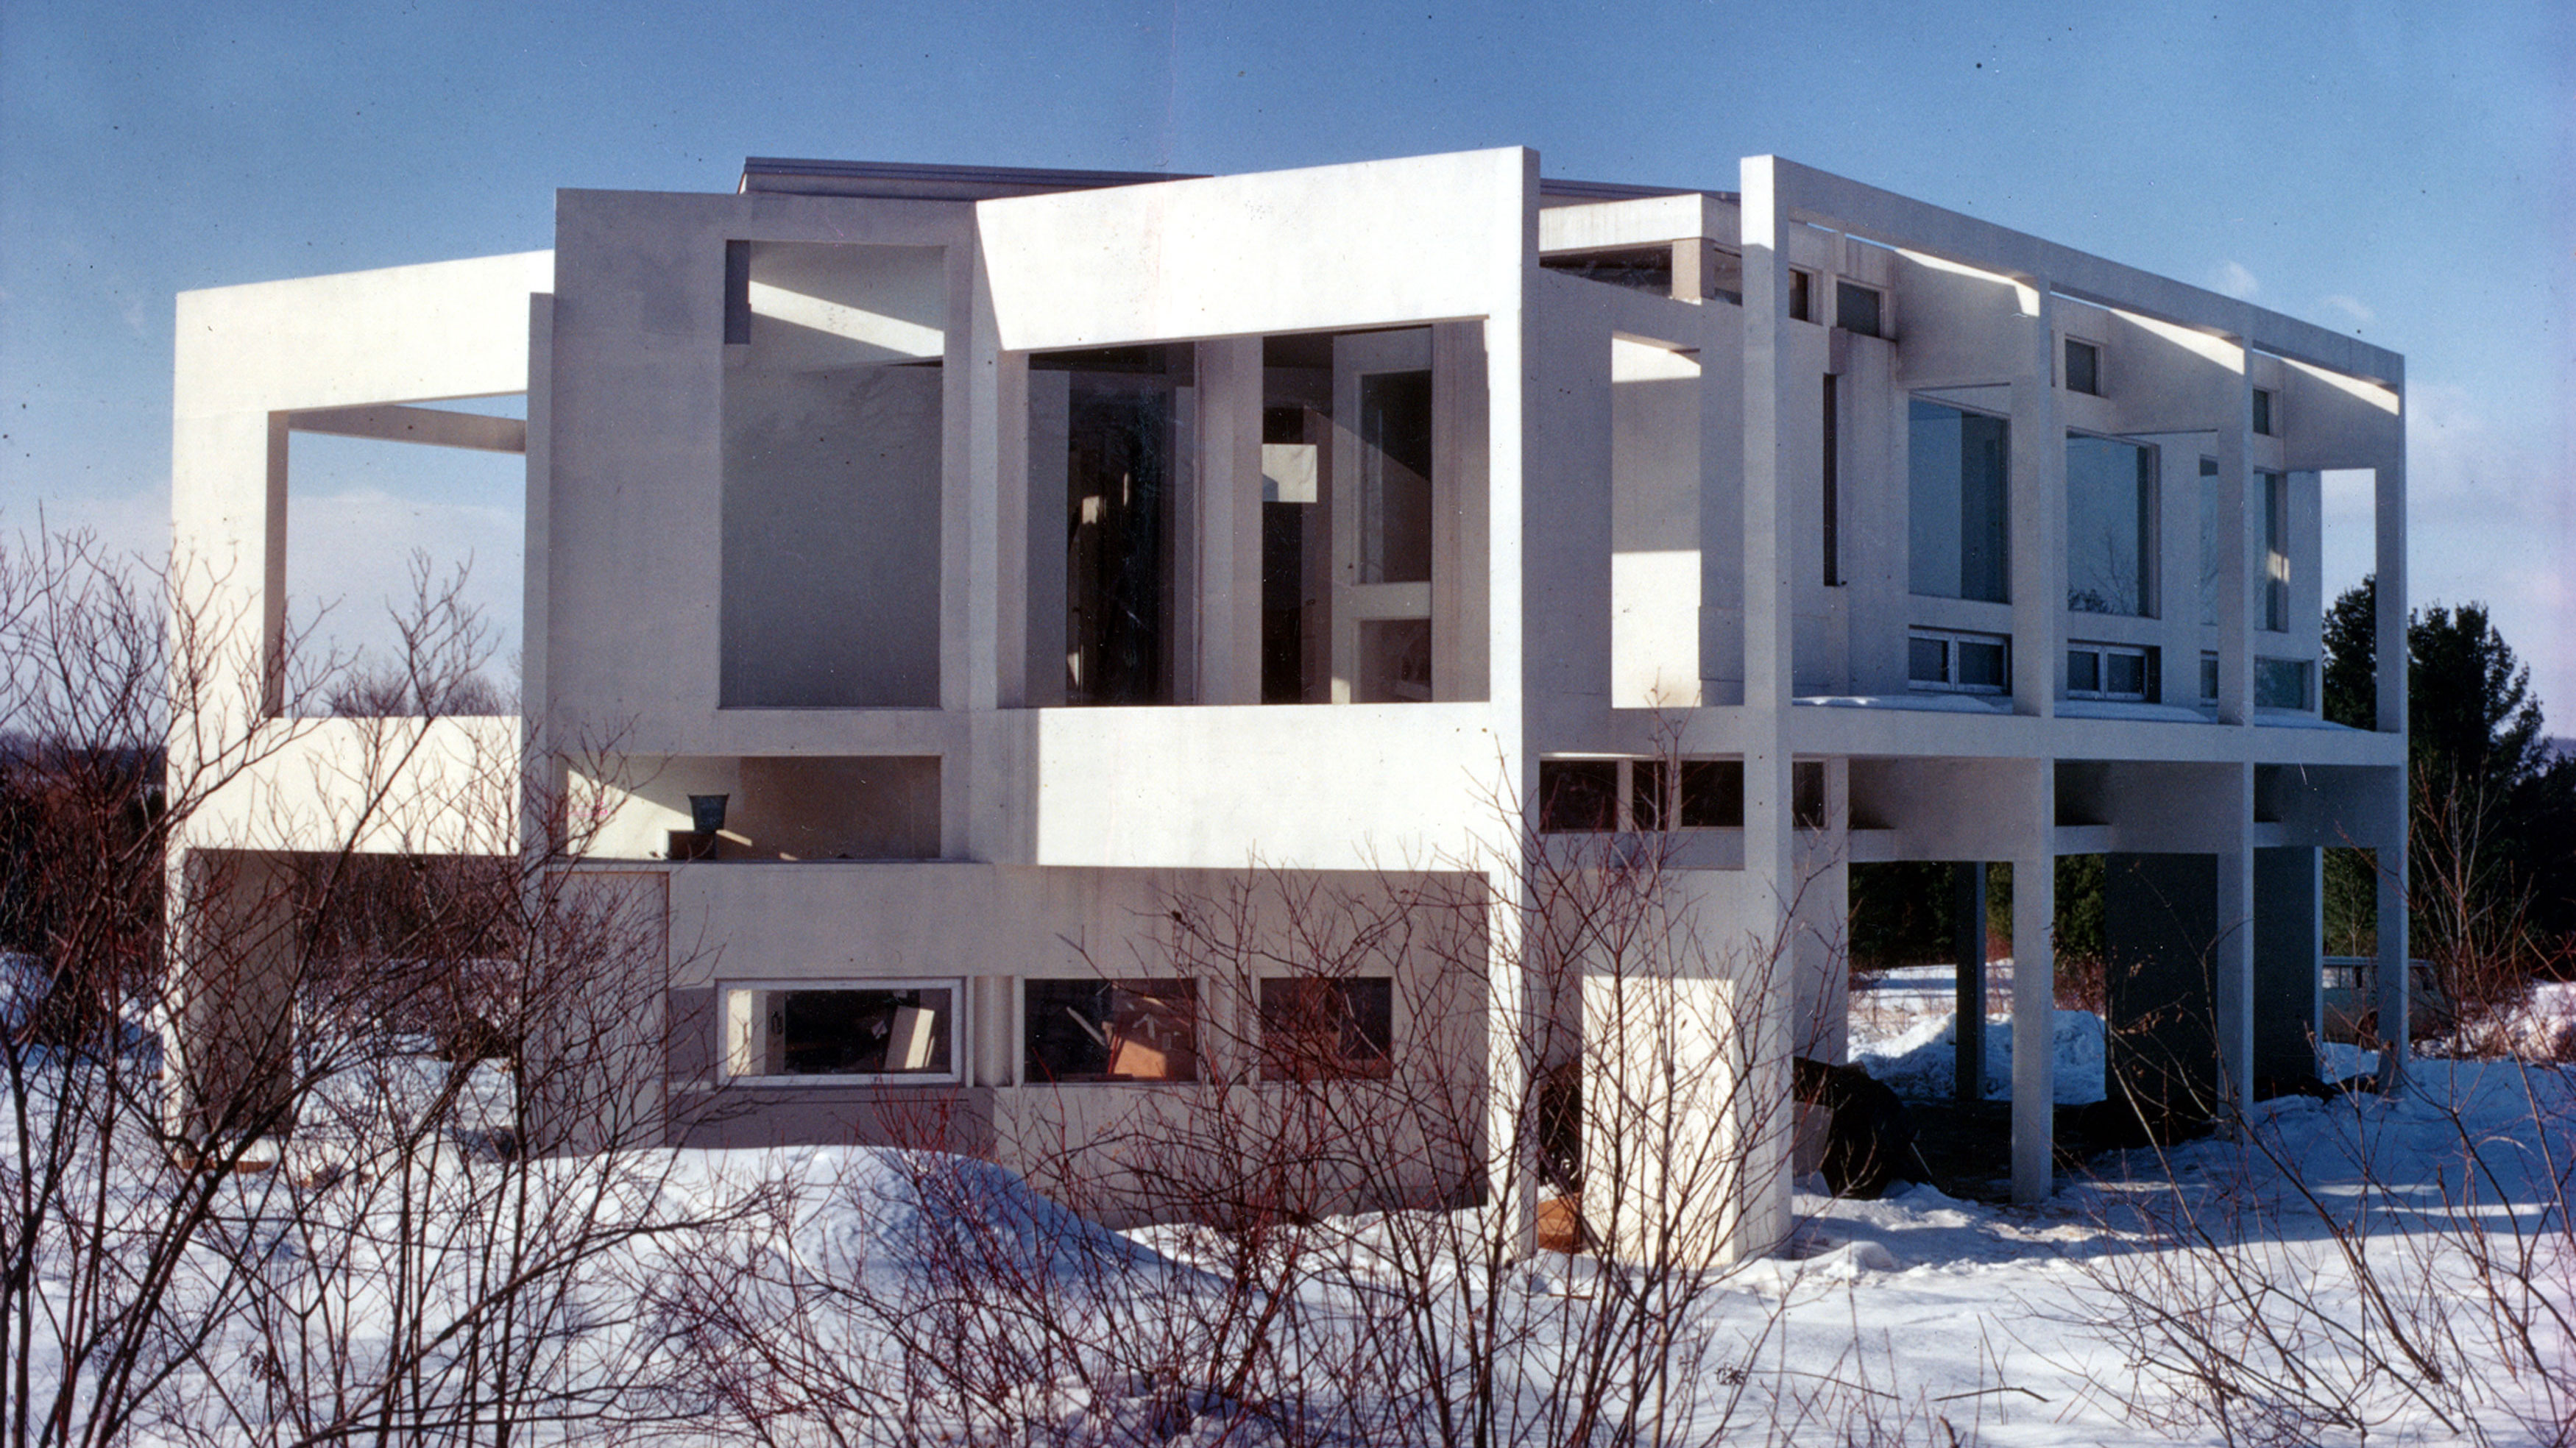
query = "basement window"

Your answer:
(1024, 979), (1198, 1083)
(1259, 976), (1394, 1082)
(1836, 282), (1883, 338)
(2067, 641), (2155, 701)
(1908, 628), (2009, 694)
(722, 982), (958, 1082)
